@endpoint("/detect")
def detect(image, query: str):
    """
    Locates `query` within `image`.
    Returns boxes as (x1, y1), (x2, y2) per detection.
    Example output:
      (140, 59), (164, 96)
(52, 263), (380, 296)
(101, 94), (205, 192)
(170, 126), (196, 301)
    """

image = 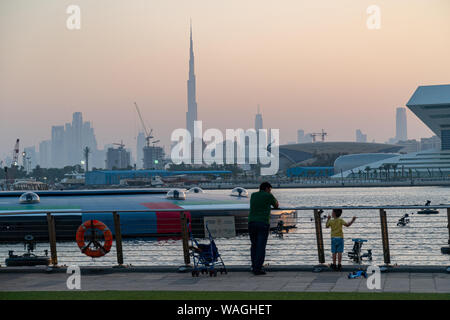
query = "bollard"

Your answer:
(113, 212), (124, 266)
(180, 211), (190, 265)
(46, 213), (58, 266)
(379, 209), (391, 265)
(313, 209), (325, 264)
